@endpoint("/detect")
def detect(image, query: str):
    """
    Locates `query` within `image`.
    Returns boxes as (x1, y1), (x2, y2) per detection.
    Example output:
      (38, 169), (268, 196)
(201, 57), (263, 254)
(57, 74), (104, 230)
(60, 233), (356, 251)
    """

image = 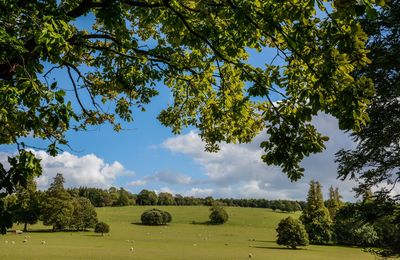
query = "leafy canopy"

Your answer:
(0, 0), (384, 189)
